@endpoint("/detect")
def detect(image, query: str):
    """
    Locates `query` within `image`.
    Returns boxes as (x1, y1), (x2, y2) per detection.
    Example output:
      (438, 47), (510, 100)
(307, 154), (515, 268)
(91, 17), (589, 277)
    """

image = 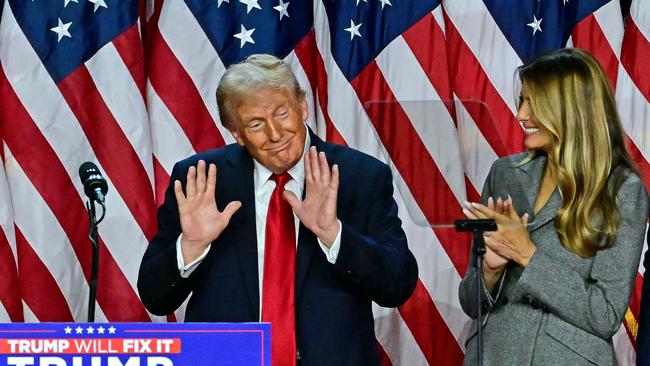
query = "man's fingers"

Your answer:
(174, 180), (186, 204)
(309, 147), (322, 182)
(206, 163), (217, 195)
(330, 164), (339, 190)
(319, 151), (330, 182)
(304, 148), (313, 184)
(196, 160), (207, 193)
(221, 201), (242, 220)
(283, 190), (301, 214)
(186, 165), (197, 198)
